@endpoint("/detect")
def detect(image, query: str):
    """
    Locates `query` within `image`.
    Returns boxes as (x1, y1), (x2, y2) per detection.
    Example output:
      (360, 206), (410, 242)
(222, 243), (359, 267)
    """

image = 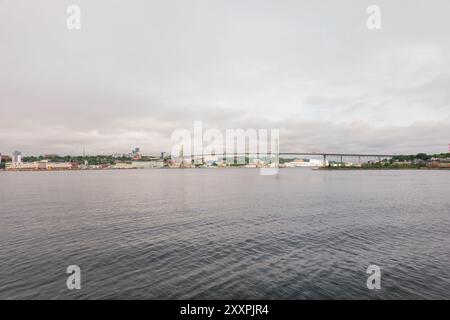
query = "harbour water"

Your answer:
(0, 169), (449, 299)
